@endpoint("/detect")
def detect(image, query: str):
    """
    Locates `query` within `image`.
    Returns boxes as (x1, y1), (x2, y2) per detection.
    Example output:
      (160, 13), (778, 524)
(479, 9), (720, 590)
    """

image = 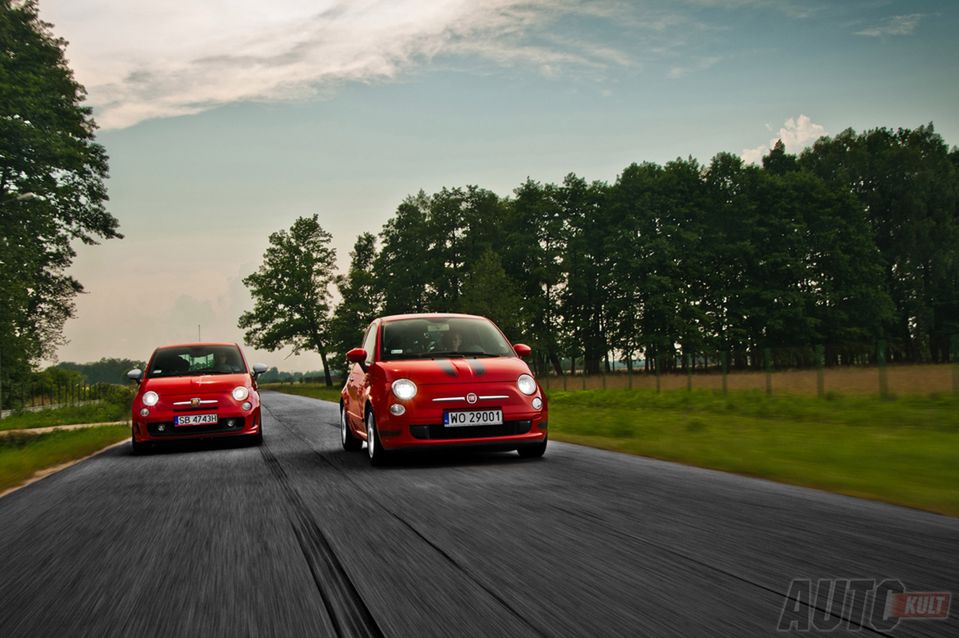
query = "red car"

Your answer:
(127, 343), (267, 454)
(340, 313), (548, 465)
